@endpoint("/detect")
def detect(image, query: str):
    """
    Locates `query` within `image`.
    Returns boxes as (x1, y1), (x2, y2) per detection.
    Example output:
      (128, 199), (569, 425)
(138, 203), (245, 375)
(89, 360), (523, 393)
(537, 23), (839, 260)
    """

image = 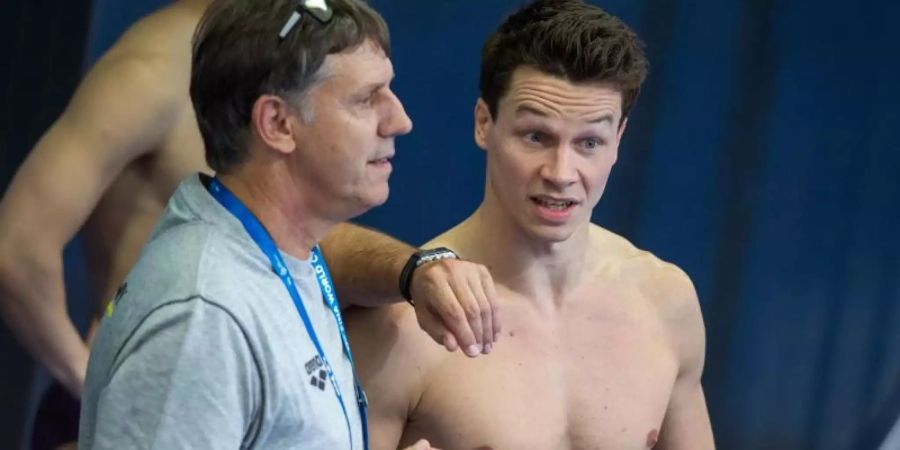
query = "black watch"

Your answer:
(399, 247), (458, 303)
